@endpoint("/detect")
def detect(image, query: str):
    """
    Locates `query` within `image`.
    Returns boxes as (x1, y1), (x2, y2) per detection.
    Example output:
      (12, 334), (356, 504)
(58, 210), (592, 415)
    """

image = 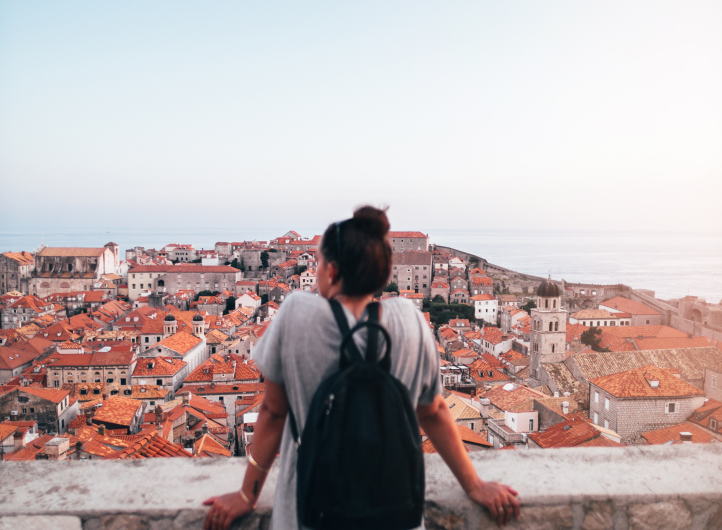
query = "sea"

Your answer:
(1, 228), (720, 304)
